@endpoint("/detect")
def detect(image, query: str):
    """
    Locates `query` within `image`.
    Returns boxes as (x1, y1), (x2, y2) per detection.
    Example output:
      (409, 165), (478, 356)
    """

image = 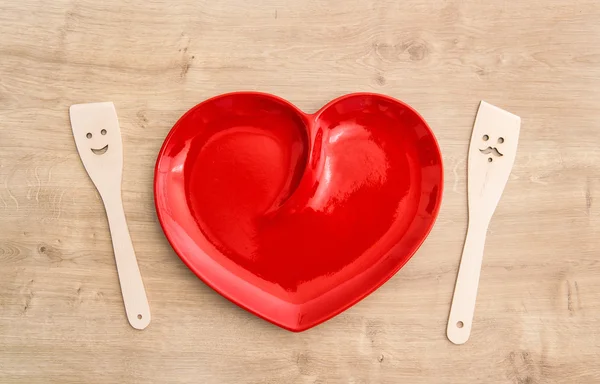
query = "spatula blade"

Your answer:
(70, 102), (123, 194)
